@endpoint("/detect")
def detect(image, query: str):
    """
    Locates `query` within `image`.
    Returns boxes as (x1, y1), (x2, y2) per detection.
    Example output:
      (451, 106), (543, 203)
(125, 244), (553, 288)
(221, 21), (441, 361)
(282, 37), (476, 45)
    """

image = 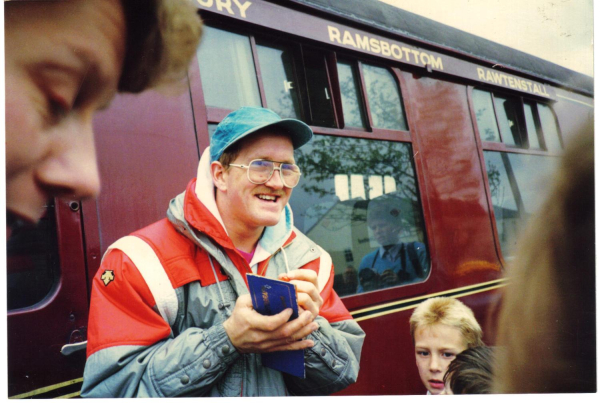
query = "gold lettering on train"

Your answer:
(476, 67), (549, 97)
(327, 26), (444, 70)
(196, 0), (252, 18)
